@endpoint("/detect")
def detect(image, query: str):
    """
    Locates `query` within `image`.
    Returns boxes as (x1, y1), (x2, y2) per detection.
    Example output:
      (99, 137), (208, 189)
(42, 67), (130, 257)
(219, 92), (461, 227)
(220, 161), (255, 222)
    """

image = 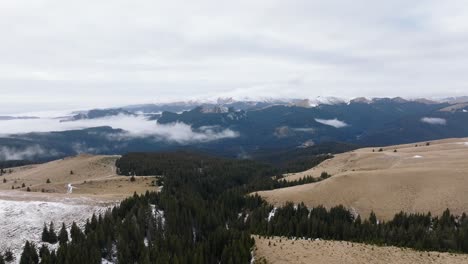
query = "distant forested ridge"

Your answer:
(15, 151), (468, 264)
(4, 98), (468, 162)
